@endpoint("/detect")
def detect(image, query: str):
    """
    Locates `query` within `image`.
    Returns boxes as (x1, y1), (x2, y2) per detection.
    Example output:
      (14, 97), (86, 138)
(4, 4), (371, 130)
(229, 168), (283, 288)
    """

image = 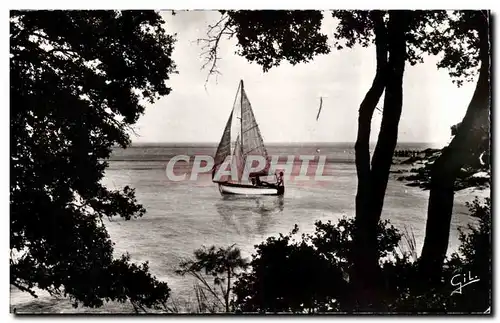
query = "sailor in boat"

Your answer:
(250, 173), (270, 187)
(250, 176), (263, 186)
(276, 171), (284, 187)
(258, 176), (275, 187)
(252, 171), (284, 188)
